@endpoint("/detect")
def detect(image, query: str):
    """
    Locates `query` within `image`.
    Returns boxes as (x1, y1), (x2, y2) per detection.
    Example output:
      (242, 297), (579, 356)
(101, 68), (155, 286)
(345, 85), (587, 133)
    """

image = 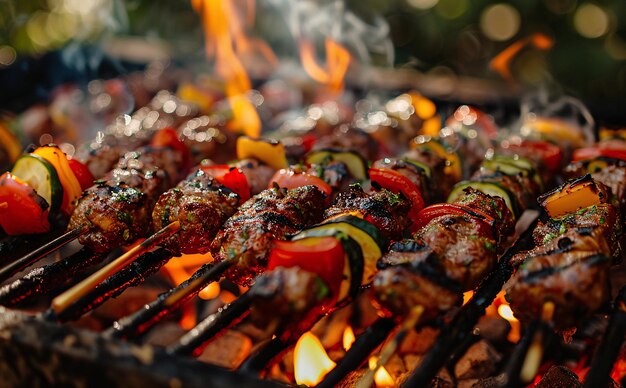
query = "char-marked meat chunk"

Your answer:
(152, 170), (240, 255)
(211, 185), (327, 286)
(69, 183), (150, 252)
